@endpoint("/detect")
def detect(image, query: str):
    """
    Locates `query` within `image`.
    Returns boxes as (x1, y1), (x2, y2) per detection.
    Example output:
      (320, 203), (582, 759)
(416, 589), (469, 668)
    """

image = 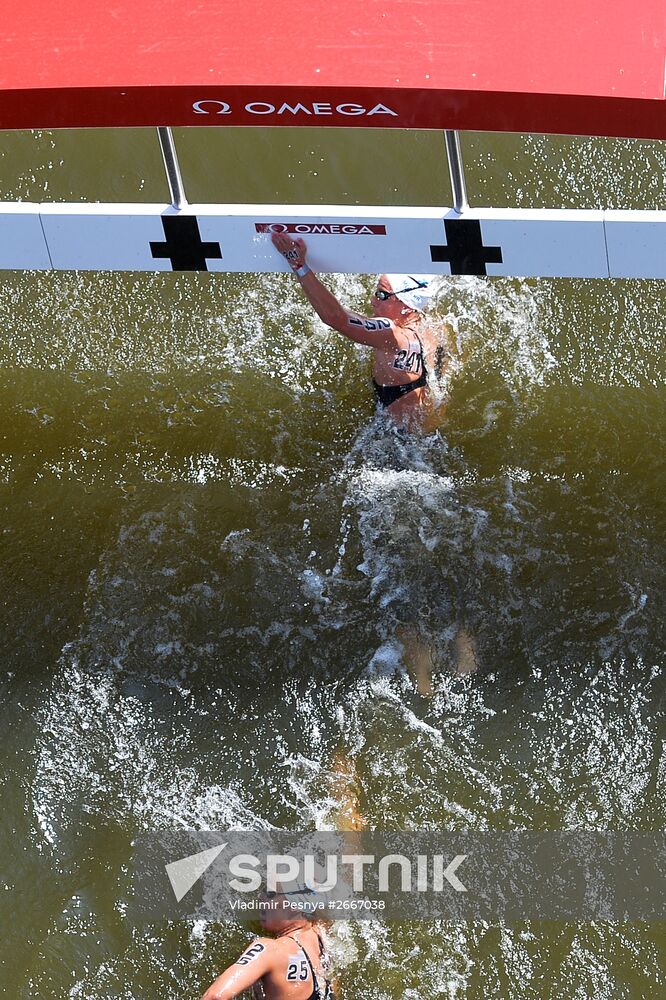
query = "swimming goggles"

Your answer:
(374, 280), (428, 301)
